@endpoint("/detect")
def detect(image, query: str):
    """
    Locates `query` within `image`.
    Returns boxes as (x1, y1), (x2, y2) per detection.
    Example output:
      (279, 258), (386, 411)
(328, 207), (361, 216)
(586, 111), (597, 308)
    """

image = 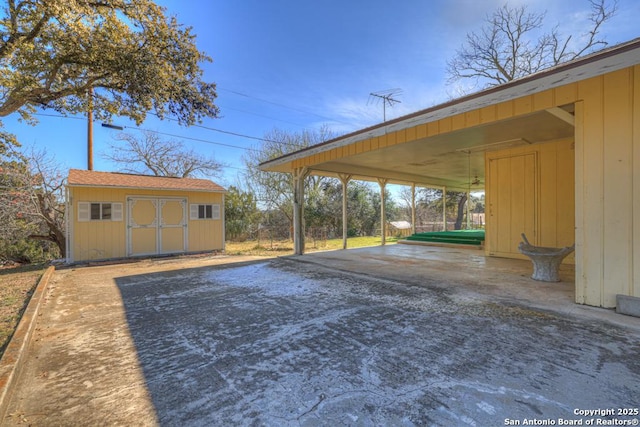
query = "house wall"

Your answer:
(574, 67), (640, 307)
(68, 187), (224, 262)
(485, 138), (575, 263)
